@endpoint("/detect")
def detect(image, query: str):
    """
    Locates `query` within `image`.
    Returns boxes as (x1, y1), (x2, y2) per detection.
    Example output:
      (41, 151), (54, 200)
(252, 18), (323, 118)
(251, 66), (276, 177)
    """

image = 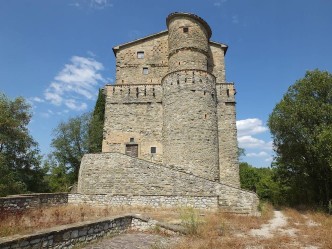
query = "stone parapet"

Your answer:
(105, 84), (162, 103)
